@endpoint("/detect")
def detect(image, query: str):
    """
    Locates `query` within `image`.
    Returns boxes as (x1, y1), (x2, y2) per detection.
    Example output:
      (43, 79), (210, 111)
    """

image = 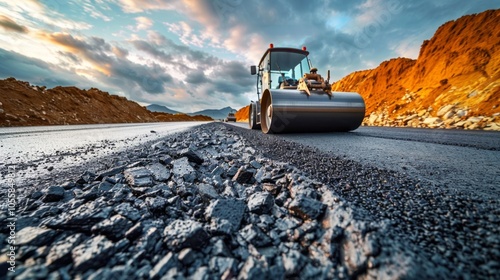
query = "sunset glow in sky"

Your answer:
(0, 0), (498, 112)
